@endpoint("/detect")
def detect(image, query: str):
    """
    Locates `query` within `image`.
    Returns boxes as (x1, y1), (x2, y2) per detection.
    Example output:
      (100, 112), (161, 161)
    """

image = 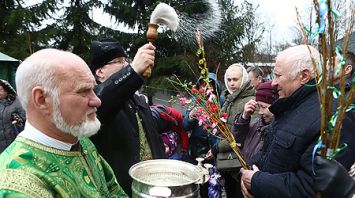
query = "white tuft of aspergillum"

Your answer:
(150, 3), (179, 32)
